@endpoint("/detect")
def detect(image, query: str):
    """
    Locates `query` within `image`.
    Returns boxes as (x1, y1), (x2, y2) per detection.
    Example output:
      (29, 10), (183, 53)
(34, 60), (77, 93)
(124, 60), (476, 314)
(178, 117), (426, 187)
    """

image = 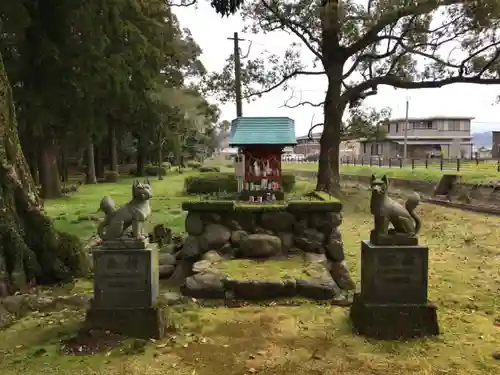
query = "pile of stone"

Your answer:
(156, 207), (356, 301)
